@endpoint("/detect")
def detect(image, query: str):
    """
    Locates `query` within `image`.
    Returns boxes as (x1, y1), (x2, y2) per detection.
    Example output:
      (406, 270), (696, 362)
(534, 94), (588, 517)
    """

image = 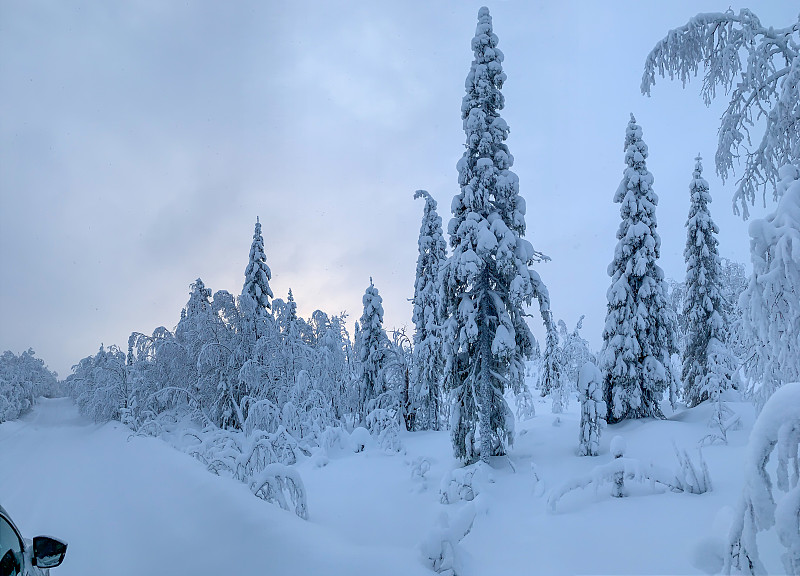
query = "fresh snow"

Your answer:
(0, 398), (430, 576)
(3, 389), (793, 575)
